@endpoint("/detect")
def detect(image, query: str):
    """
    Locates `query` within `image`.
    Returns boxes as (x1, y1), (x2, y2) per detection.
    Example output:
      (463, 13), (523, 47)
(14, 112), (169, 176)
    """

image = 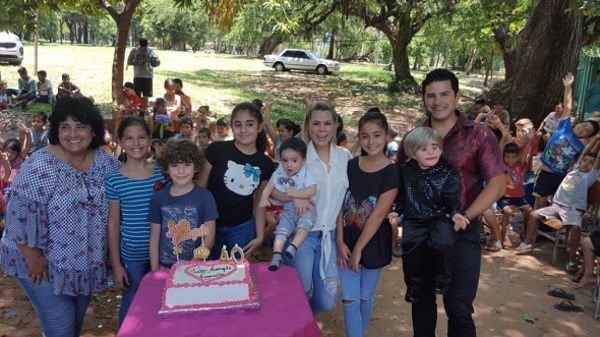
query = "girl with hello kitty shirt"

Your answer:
(199, 102), (275, 259)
